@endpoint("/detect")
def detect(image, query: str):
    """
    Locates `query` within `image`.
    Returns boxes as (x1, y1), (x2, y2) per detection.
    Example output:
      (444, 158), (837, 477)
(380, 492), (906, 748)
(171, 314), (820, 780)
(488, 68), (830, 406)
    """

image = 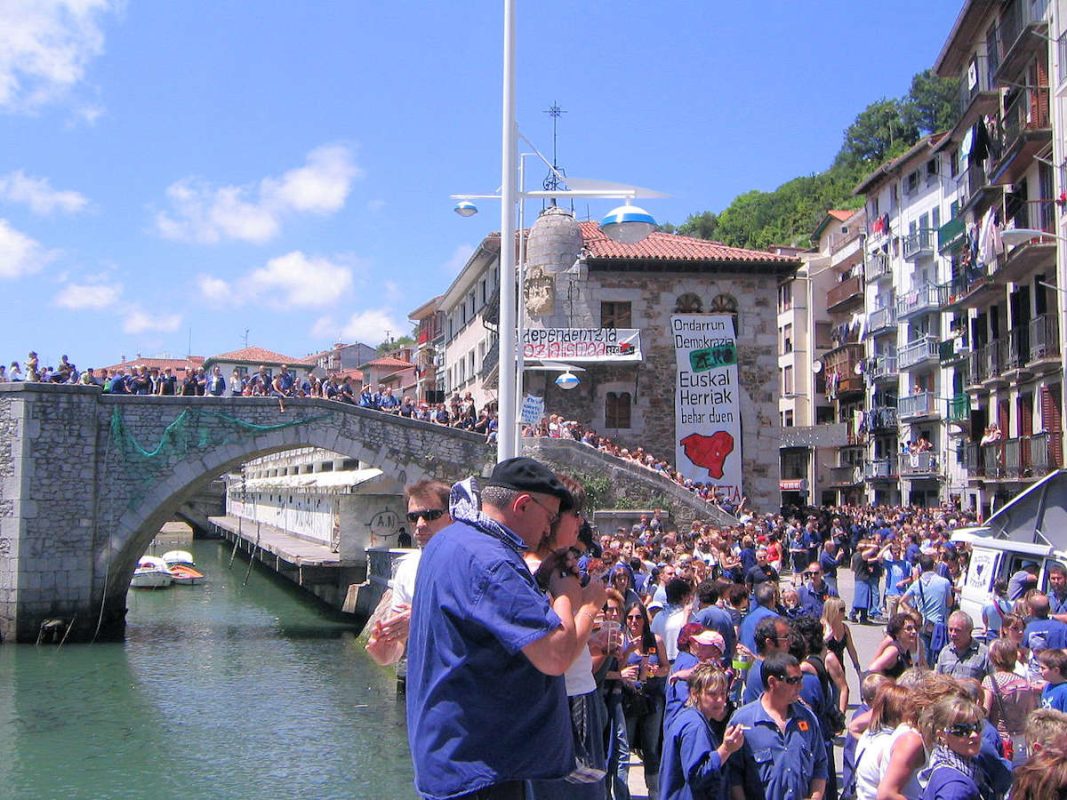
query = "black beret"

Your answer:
(484, 457), (574, 512)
